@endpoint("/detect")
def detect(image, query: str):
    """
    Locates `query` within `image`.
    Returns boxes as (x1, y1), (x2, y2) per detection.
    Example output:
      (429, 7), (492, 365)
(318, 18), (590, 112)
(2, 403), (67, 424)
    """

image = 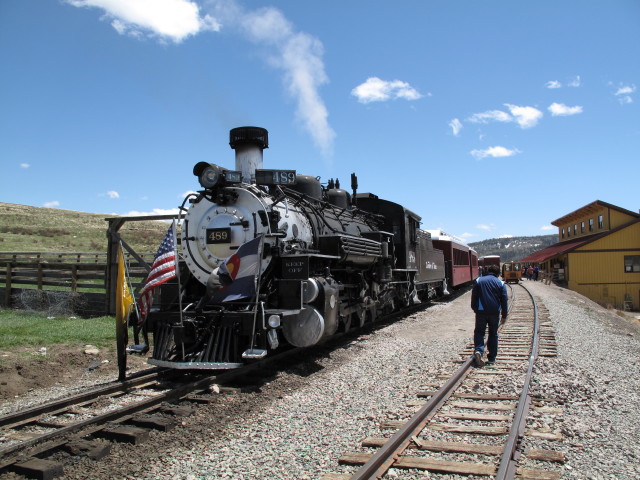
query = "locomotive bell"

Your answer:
(229, 126), (269, 183)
